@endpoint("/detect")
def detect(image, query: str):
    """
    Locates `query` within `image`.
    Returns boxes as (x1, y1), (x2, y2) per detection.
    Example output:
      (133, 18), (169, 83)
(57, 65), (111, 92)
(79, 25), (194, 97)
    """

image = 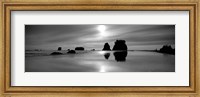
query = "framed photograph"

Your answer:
(0, 0), (199, 97)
